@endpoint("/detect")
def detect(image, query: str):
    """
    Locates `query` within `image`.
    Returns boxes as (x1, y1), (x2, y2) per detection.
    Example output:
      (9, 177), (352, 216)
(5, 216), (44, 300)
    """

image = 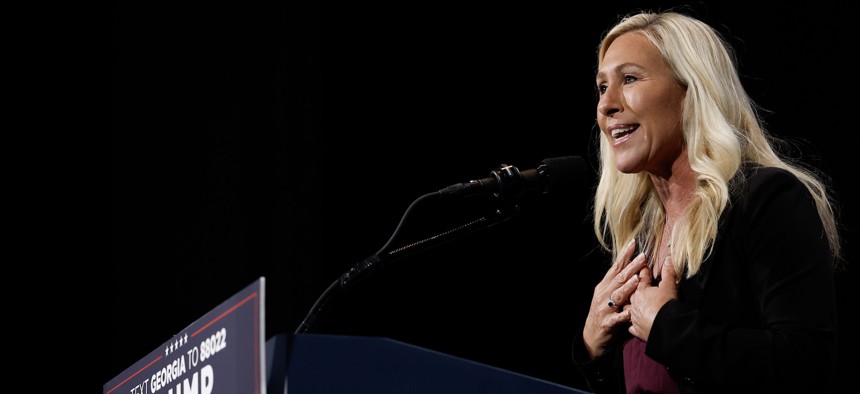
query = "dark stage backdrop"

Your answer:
(108, 1), (856, 392)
